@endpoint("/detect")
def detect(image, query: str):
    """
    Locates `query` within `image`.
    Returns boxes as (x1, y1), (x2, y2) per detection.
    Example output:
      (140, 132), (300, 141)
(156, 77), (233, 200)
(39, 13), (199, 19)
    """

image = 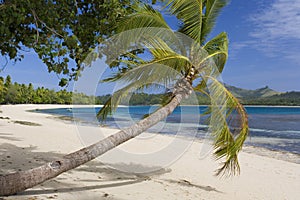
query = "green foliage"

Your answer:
(226, 85), (281, 99)
(203, 32), (228, 73)
(95, 89), (300, 106)
(206, 77), (248, 176)
(201, 0), (228, 43)
(97, 0), (248, 176)
(0, 76), (95, 104)
(0, 0), (133, 85)
(0, 77), (5, 103)
(1, 0), (250, 176)
(166, 0), (228, 44)
(223, 85), (300, 105)
(242, 92), (300, 106)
